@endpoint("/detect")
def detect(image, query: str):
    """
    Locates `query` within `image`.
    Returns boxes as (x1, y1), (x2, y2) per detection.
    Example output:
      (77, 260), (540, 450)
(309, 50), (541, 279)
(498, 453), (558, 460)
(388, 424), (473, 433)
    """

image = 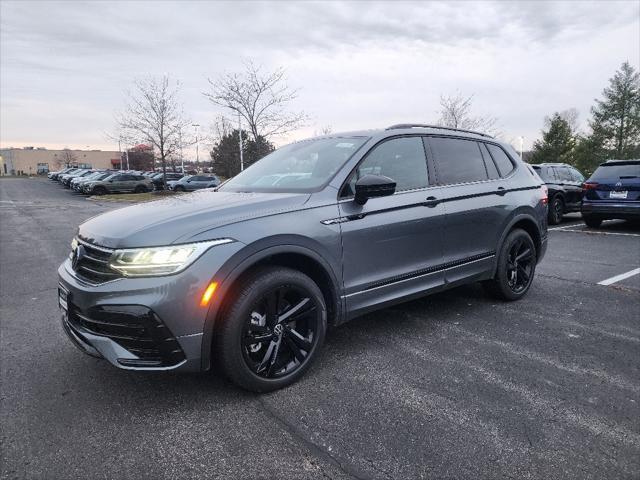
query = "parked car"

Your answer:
(151, 172), (184, 190)
(58, 124), (547, 392)
(59, 169), (92, 187)
(169, 174), (221, 191)
(581, 159), (640, 227)
(52, 168), (80, 181)
(72, 171), (113, 192)
(49, 167), (75, 180)
(62, 169), (95, 188)
(529, 163), (585, 224)
(83, 173), (154, 195)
